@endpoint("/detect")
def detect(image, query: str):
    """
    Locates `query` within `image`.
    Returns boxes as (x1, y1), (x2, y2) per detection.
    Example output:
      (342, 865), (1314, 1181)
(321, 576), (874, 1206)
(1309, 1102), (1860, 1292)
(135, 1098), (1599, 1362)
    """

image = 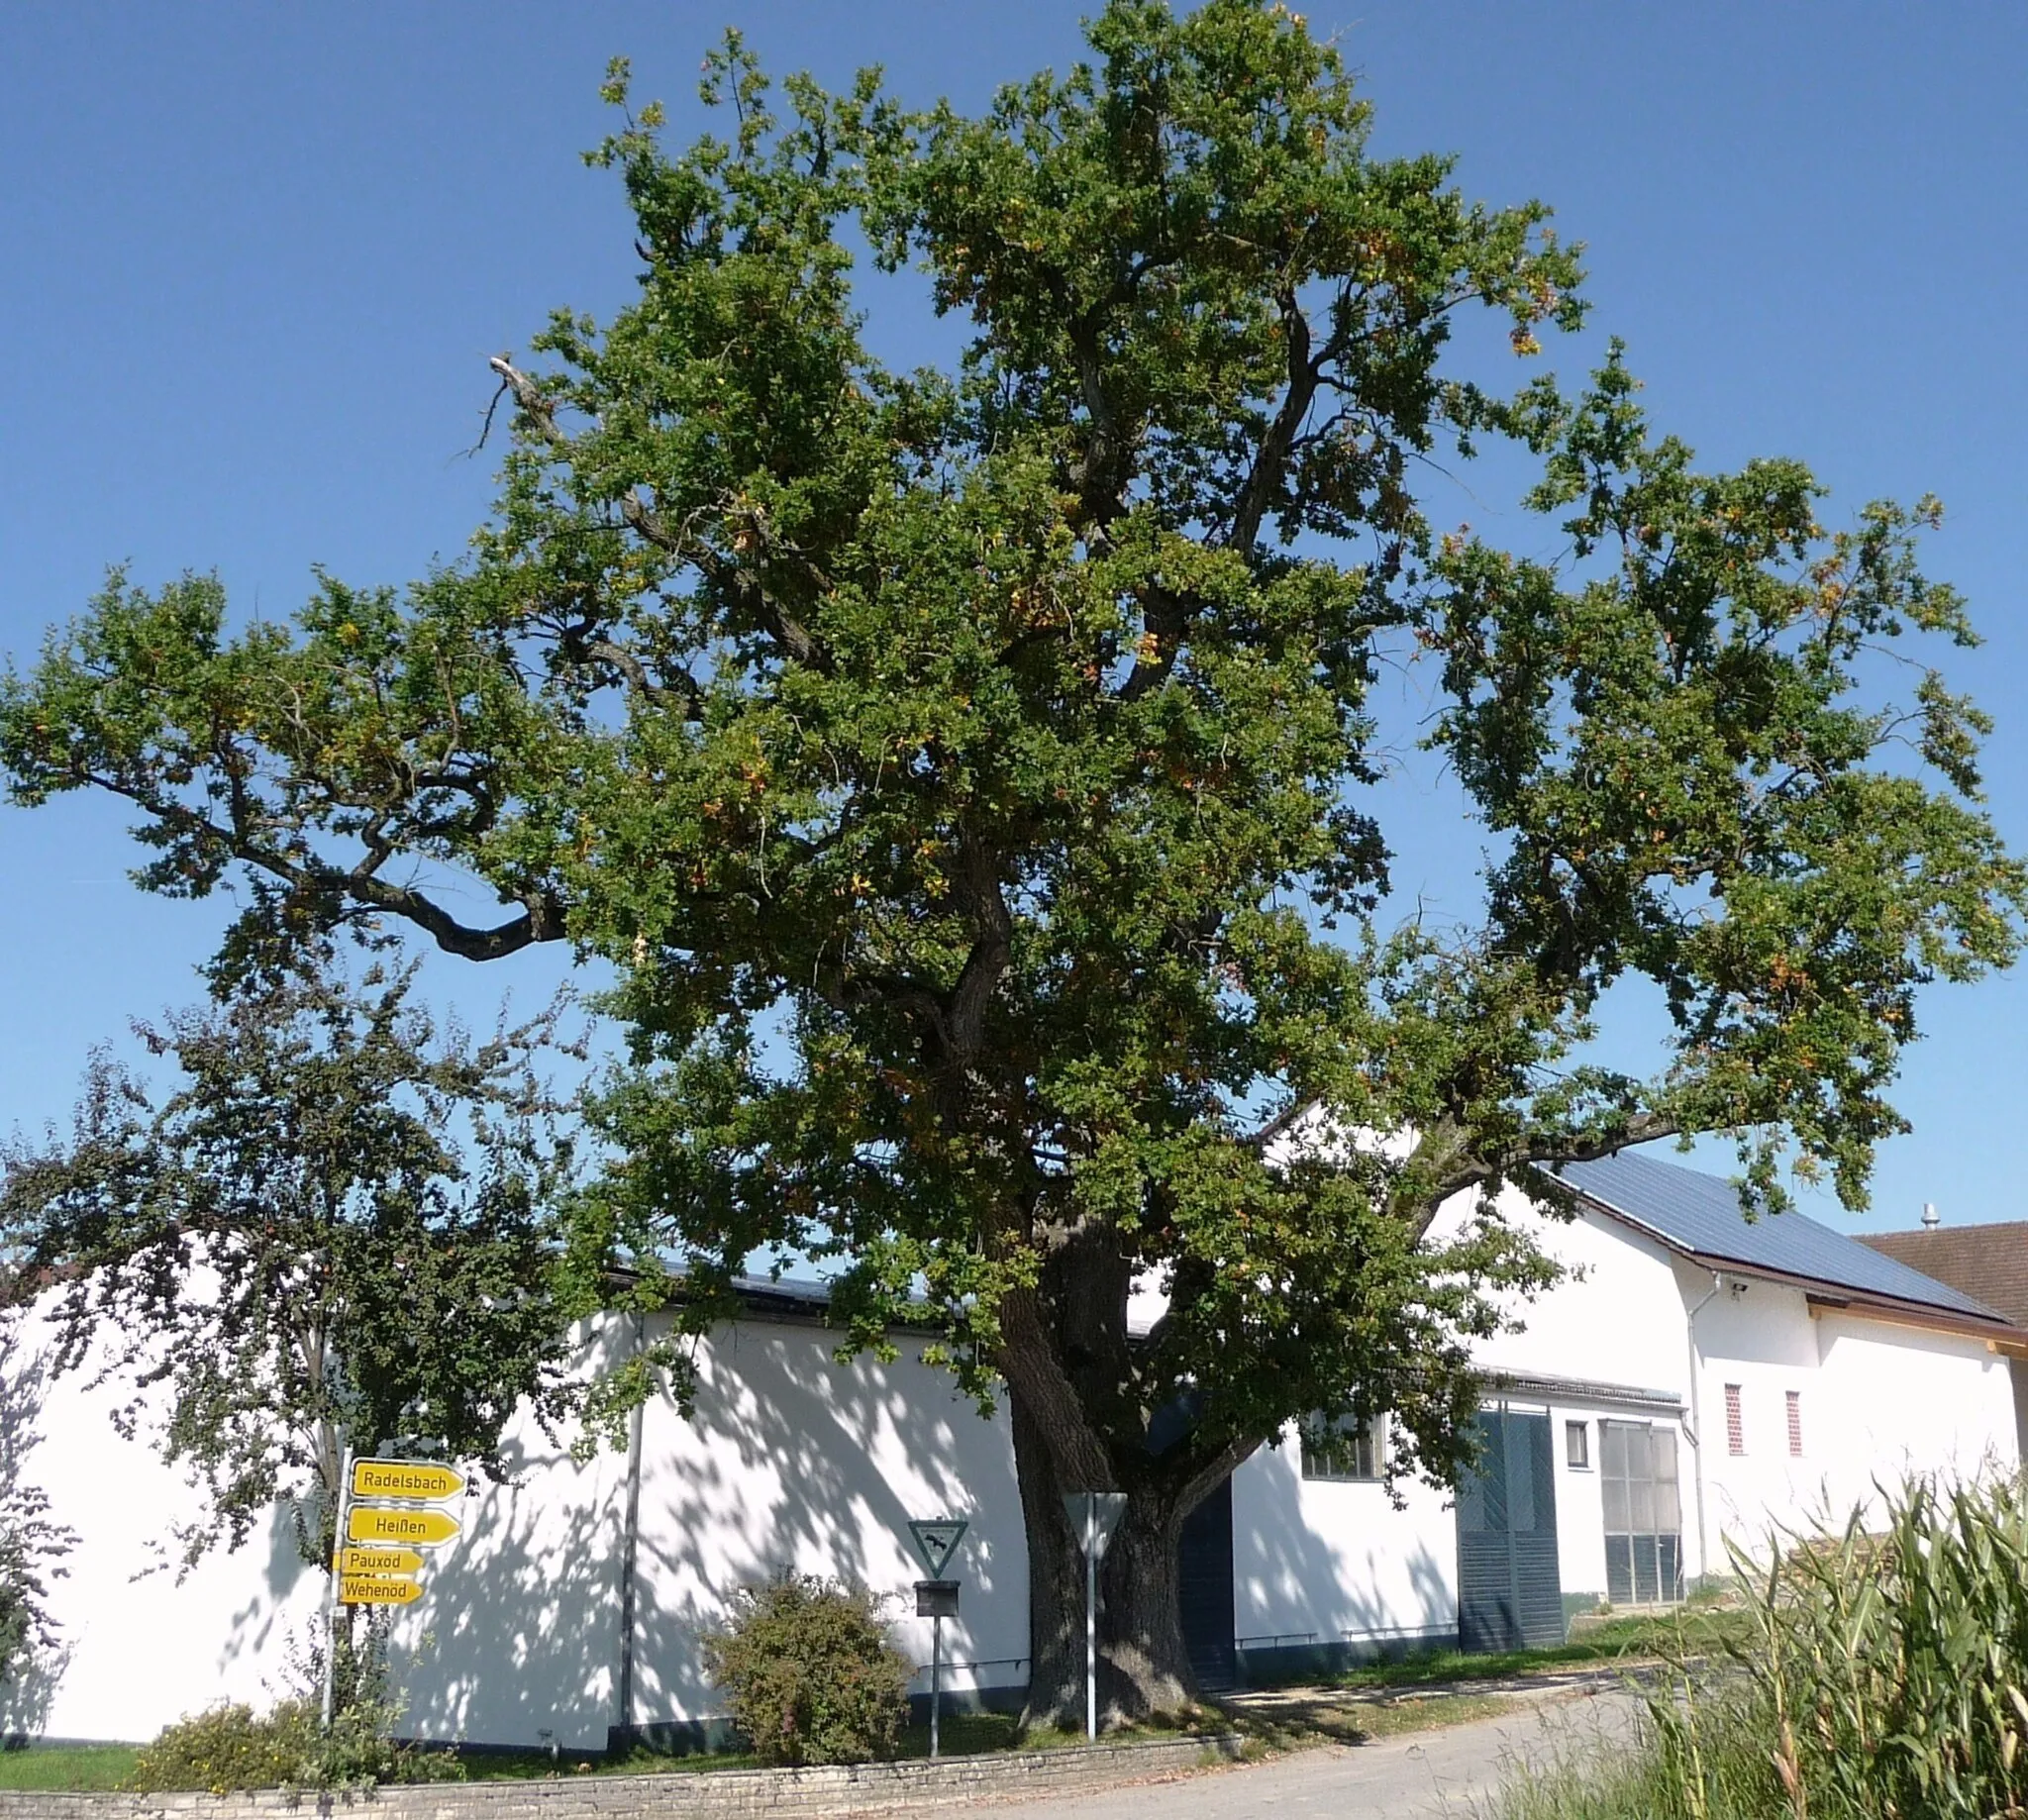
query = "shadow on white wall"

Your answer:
(0, 1314), (73, 1739)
